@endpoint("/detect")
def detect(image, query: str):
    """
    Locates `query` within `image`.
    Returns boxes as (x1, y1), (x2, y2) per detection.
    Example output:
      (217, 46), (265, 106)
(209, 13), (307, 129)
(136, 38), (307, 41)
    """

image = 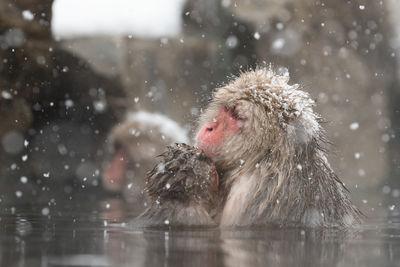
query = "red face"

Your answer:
(196, 107), (242, 157)
(103, 149), (129, 191)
